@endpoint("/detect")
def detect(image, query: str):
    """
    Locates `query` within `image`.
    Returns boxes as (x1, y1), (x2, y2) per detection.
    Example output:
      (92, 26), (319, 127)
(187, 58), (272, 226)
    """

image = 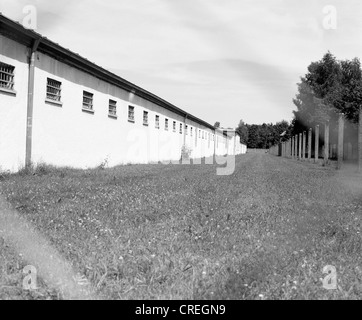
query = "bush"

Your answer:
(17, 162), (58, 177)
(0, 167), (10, 181)
(98, 157), (109, 170)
